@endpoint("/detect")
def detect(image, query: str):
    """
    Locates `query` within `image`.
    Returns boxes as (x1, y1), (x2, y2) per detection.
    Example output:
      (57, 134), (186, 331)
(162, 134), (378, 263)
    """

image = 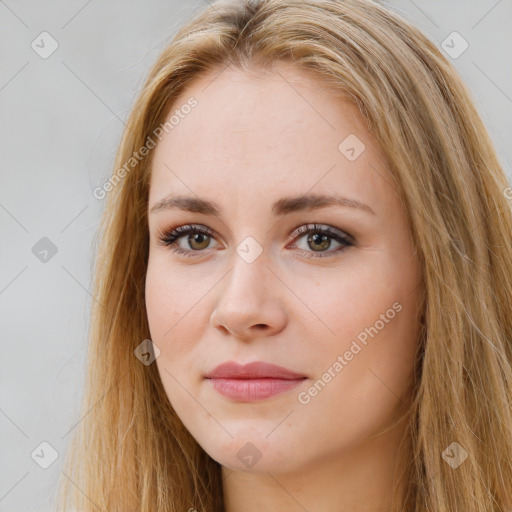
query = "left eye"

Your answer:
(288, 223), (354, 258)
(157, 223), (354, 259)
